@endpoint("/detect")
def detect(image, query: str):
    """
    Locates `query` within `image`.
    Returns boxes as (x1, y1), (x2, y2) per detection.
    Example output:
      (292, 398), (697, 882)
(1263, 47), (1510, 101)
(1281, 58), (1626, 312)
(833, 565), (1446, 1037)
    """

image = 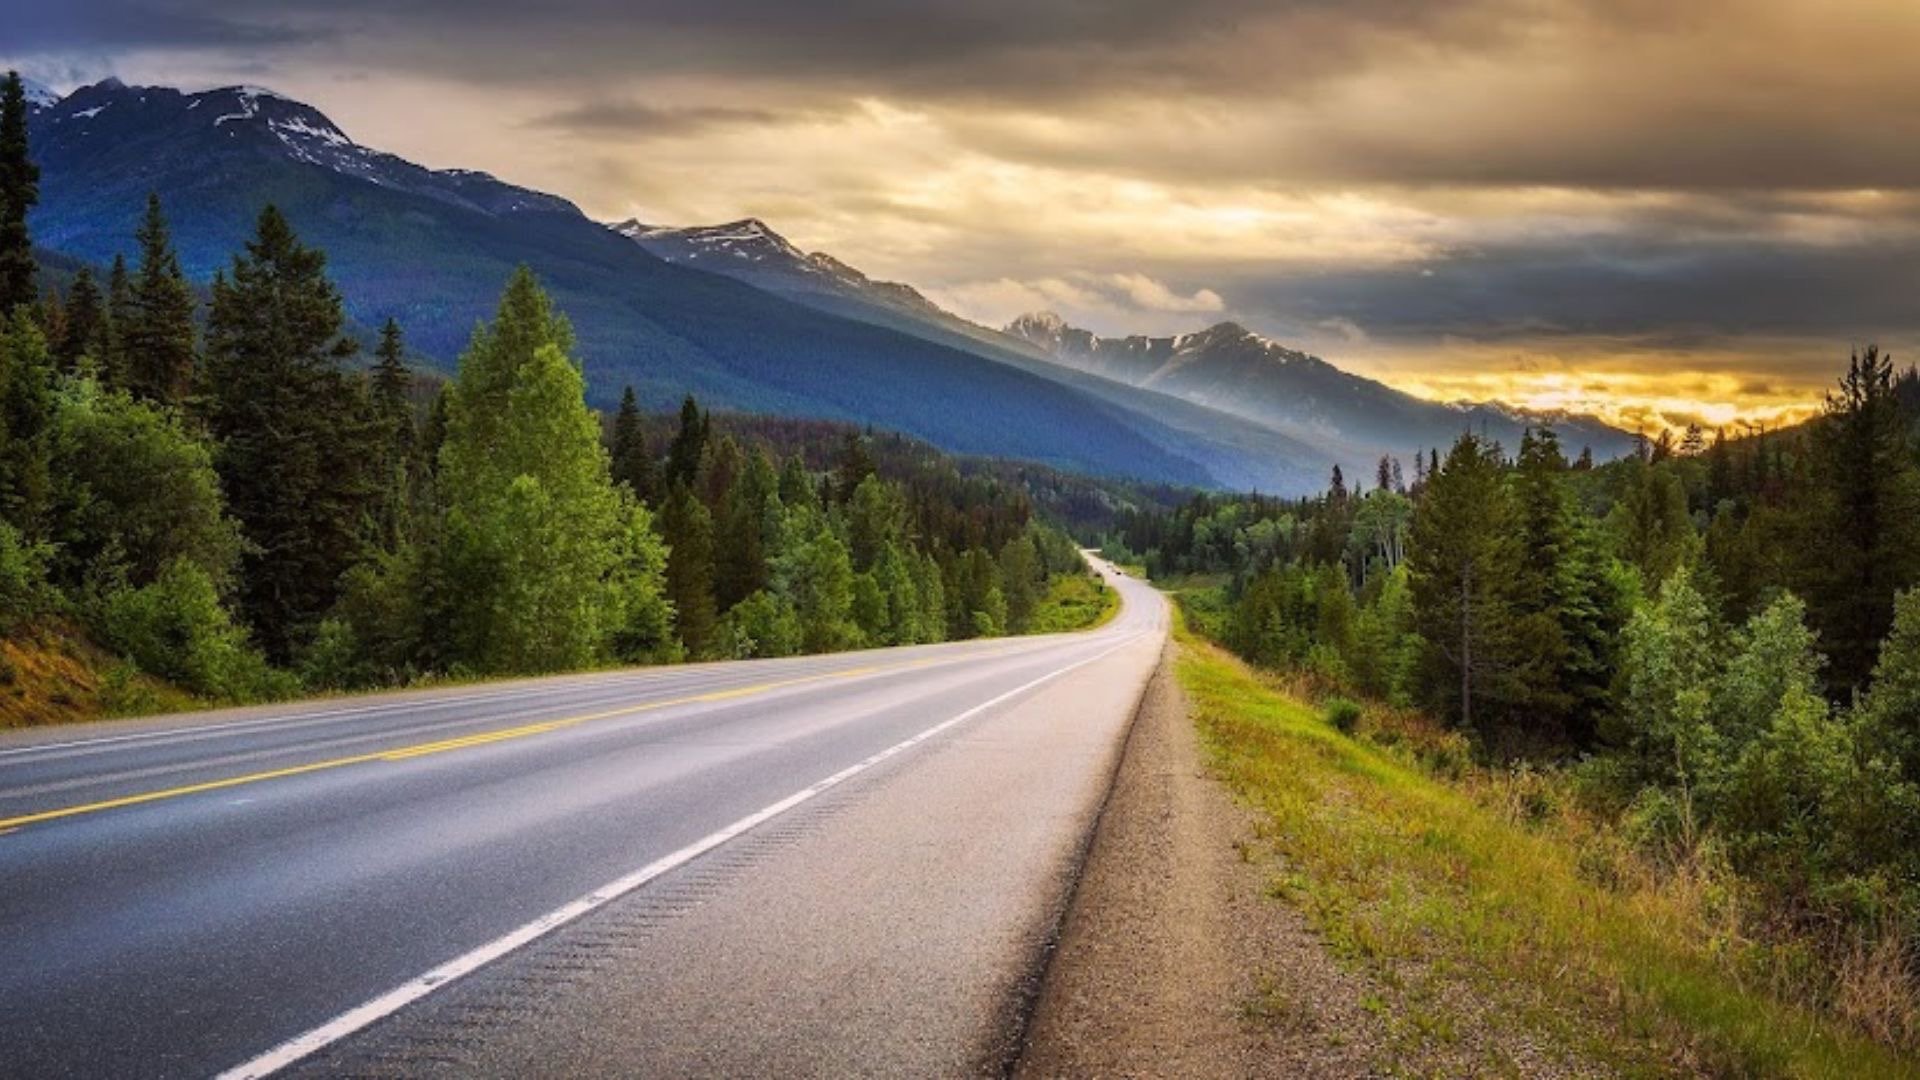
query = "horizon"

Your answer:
(12, 2), (1916, 434)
